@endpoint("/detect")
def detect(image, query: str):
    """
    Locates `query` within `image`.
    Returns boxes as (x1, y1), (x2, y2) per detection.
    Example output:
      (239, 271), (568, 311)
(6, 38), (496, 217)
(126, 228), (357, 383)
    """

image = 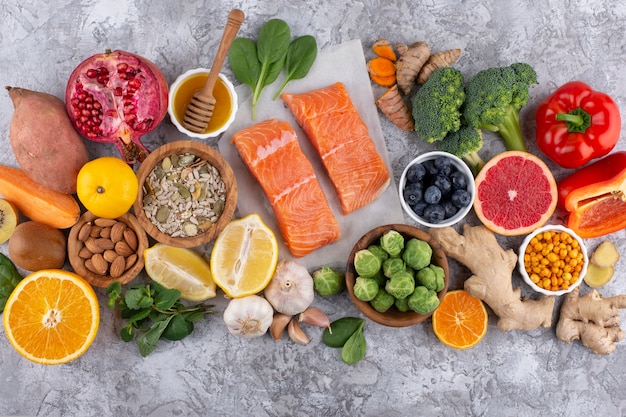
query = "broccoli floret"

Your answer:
(438, 126), (486, 176)
(412, 67), (466, 143)
(463, 62), (537, 152)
